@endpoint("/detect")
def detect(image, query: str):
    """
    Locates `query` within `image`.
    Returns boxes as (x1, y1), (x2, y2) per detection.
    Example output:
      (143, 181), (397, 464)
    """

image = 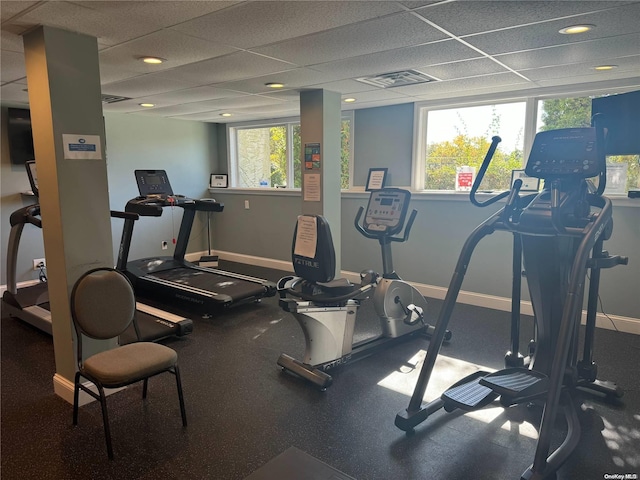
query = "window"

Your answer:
(229, 116), (352, 189)
(418, 102), (526, 191)
(416, 91), (638, 193)
(537, 96), (639, 193)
